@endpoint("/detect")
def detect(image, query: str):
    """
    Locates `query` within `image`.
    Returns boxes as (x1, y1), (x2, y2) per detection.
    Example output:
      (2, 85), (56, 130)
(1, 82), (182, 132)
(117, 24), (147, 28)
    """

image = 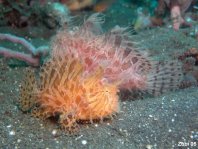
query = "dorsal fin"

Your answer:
(103, 26), (153, 74)
(80, 13), (104, 35)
